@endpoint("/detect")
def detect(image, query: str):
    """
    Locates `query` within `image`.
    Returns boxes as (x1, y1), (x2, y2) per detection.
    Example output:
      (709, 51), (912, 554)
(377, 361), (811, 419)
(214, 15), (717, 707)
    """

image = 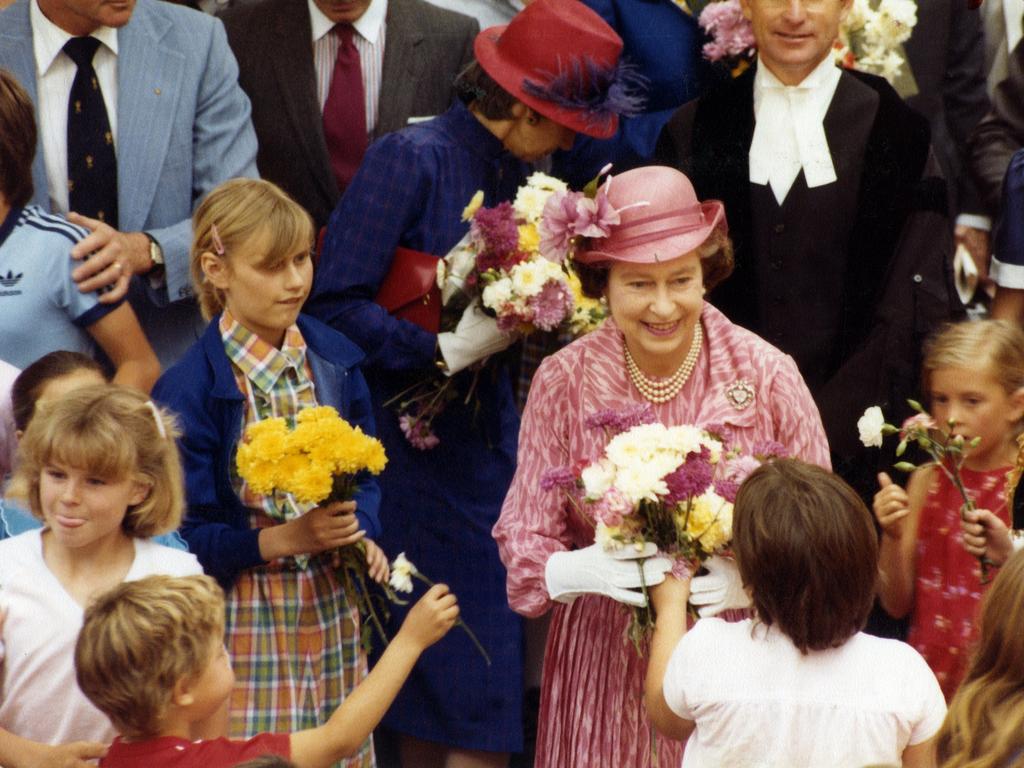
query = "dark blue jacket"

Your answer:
(153, 313), (381, 589)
